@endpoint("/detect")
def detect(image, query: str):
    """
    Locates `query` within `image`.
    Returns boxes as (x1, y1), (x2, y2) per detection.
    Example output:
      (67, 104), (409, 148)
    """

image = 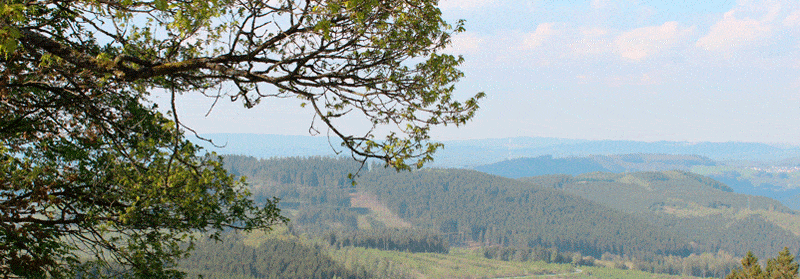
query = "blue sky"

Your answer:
(171, 0), (800, 144)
